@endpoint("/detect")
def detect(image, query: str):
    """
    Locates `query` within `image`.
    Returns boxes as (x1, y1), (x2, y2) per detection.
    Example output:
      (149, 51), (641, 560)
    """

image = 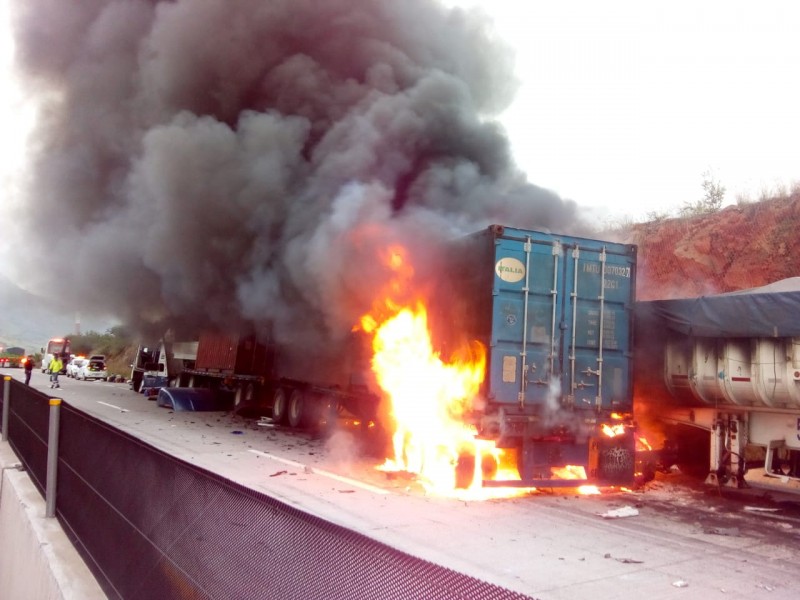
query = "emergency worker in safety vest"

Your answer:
(48, 354), (63, 389)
